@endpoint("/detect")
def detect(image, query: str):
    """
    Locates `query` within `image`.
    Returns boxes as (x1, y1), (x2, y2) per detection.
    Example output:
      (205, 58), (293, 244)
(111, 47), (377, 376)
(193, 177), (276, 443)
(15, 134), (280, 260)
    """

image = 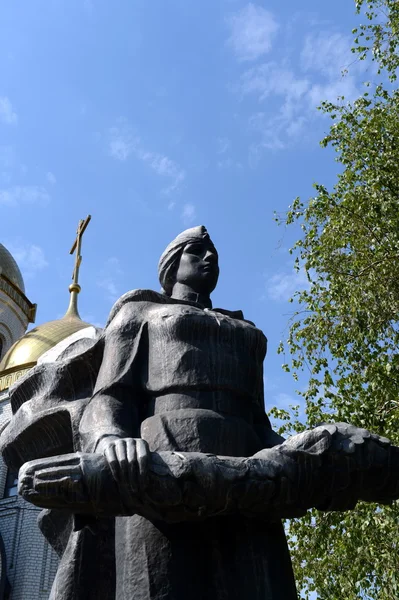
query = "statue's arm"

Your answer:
(18, 423), (399, 521)
(79, 305), (146, 453)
